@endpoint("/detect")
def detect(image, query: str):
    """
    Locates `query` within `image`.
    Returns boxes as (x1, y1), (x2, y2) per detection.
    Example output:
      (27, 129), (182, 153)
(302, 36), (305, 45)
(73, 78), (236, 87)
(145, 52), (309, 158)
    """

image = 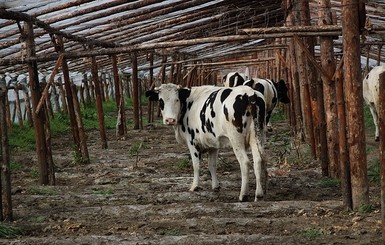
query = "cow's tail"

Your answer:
(249, 92), (266, 148)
